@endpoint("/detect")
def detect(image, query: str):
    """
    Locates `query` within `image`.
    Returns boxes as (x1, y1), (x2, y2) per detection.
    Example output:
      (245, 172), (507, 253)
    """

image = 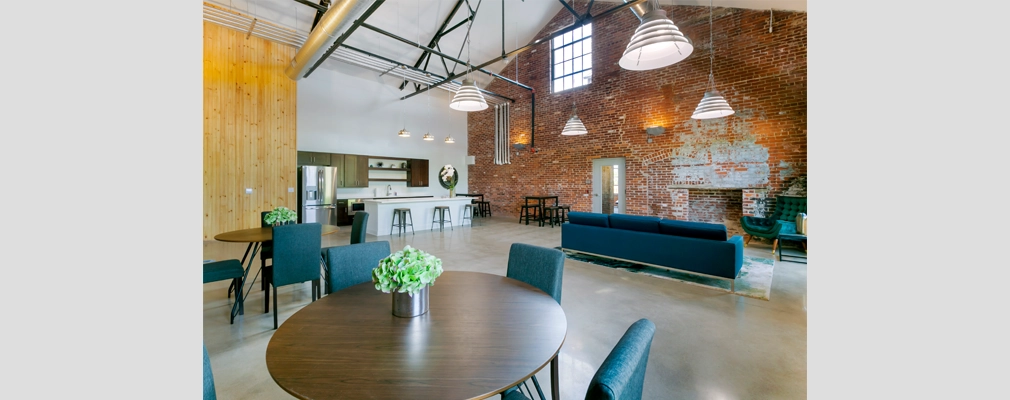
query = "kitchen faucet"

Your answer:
(386, 185), (393, 197)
